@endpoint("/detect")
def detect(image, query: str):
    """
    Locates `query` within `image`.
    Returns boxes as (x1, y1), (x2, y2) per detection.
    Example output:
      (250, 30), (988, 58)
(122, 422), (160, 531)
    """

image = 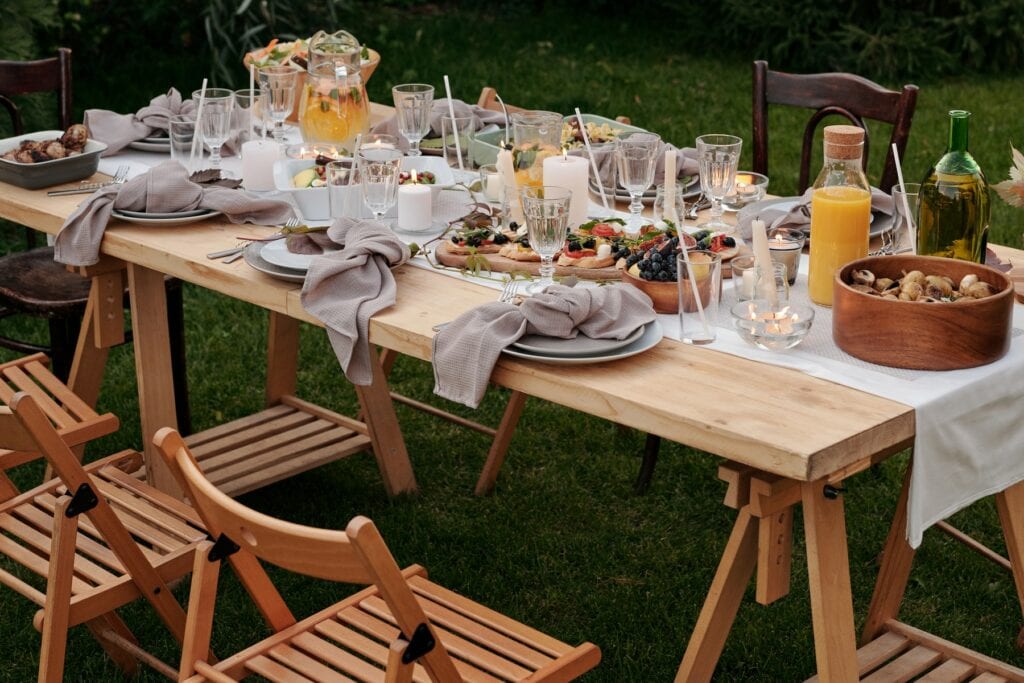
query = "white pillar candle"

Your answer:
(542, 152), (589, 227)
(497, 147), (524, 225)
(241, 139), (280, 191)
(664, 149), (678, 223)
(397, 175), (432, 232)
(750, 219), (778, 306)
(741, 268), (756, 300)
(484, 171), (503, 202)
